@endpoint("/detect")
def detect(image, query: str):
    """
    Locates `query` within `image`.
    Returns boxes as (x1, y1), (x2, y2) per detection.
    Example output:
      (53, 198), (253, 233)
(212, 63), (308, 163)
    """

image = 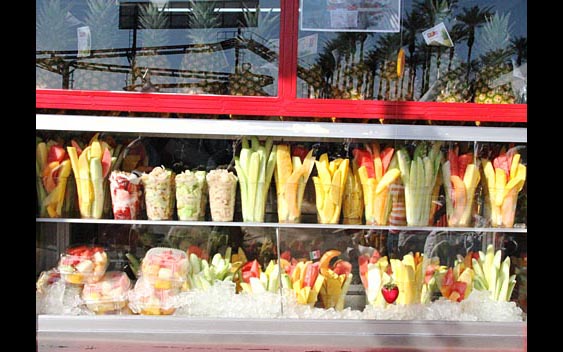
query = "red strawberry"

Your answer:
(381, 282), (399, 304)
